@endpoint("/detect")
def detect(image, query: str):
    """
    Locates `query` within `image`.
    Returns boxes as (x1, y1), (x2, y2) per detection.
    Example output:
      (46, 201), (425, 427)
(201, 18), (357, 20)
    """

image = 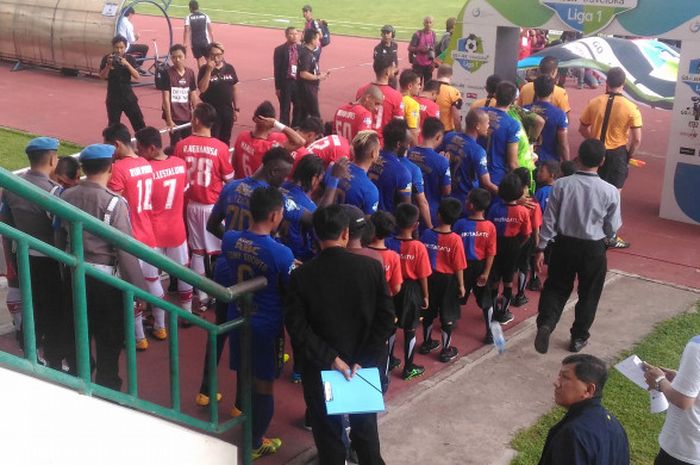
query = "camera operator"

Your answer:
(409, 16), (437, 83)
(99, 35), (146, 132)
